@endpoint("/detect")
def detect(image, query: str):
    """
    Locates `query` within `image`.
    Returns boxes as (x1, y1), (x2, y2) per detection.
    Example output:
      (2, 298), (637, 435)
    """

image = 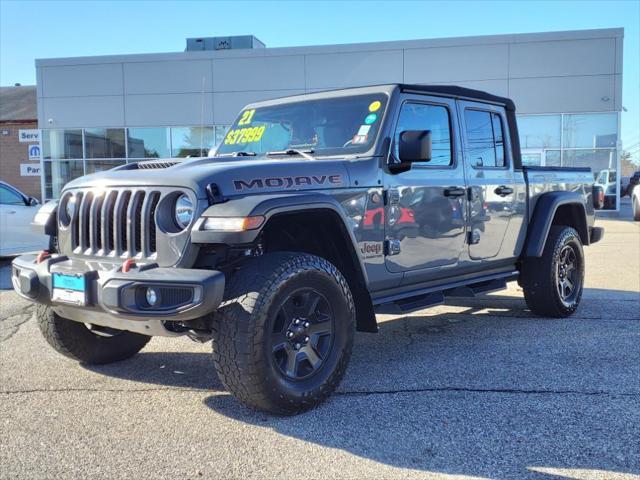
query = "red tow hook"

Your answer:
(36, 250), (51, 264)
(122, 258), (136, 273)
